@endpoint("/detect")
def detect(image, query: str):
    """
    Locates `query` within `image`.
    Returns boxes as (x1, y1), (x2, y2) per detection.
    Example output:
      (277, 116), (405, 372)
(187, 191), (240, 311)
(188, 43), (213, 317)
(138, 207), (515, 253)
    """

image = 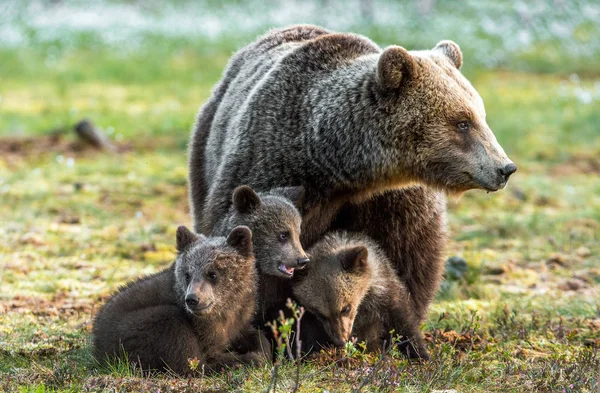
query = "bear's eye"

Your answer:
(184, 272), (191, 282)
(278, 231), (290, 243)
(457, 121), (471, 133)
(207, 272), (217, 283)
(340, 305), (351, 316)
